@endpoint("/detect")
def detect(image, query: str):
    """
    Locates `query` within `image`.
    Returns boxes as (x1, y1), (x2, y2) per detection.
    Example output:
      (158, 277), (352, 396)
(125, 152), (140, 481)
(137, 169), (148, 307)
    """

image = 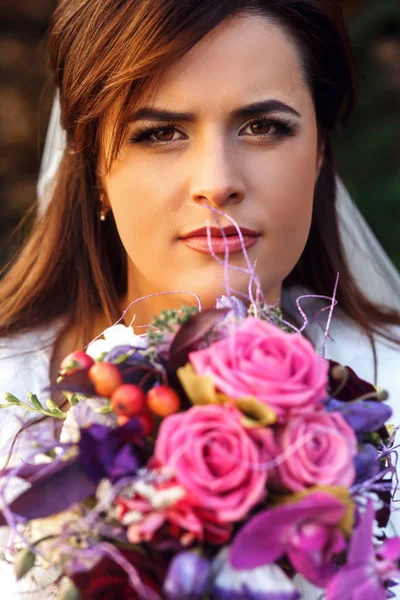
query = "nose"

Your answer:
(190, 136), (246, 208)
